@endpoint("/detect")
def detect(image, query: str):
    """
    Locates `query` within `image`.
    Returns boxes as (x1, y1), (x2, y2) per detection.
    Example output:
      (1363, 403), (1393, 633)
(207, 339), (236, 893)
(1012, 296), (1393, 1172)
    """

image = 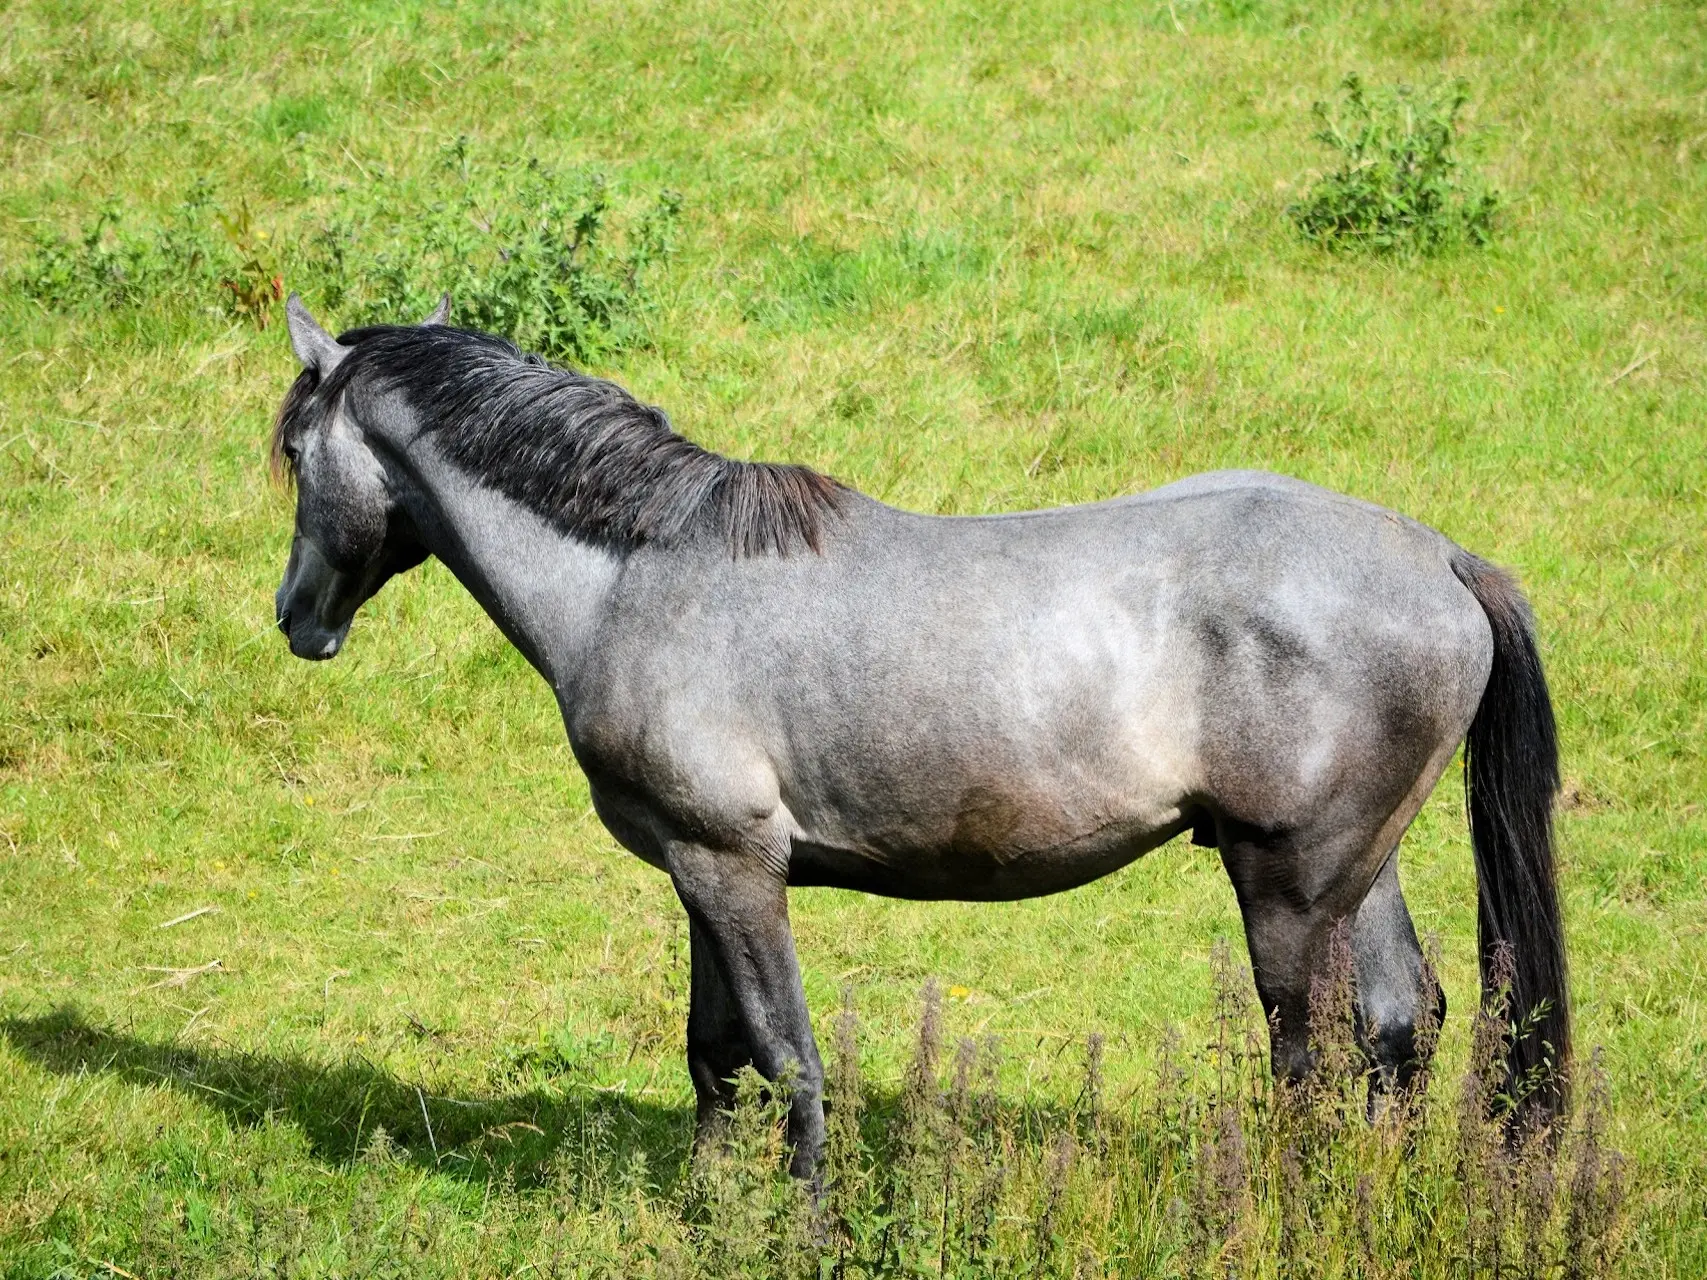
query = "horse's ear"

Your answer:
(422, 292), (452, 326)
(286, 293), (348, 374)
